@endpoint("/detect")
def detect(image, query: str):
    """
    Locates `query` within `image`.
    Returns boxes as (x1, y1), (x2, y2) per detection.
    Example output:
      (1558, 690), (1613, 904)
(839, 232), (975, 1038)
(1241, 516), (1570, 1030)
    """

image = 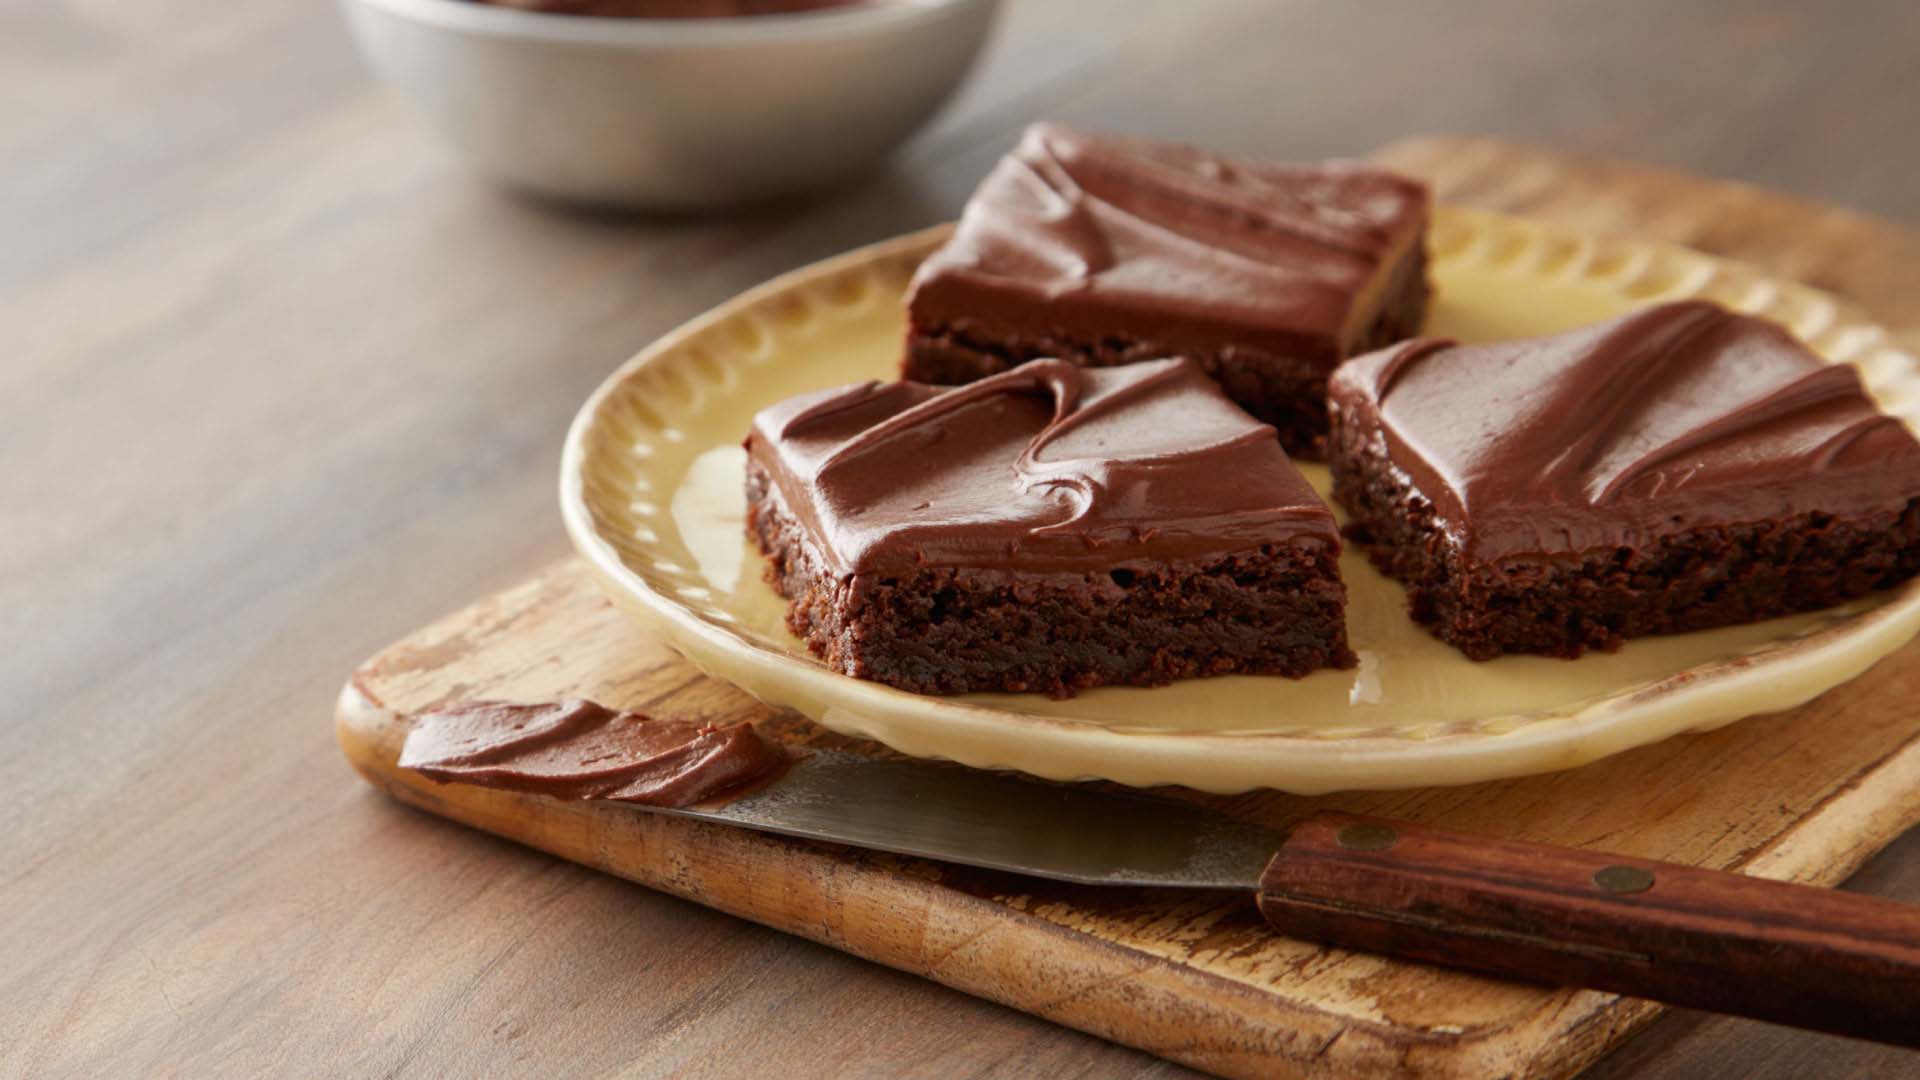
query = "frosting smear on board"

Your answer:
(399, 700), (786, 807)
